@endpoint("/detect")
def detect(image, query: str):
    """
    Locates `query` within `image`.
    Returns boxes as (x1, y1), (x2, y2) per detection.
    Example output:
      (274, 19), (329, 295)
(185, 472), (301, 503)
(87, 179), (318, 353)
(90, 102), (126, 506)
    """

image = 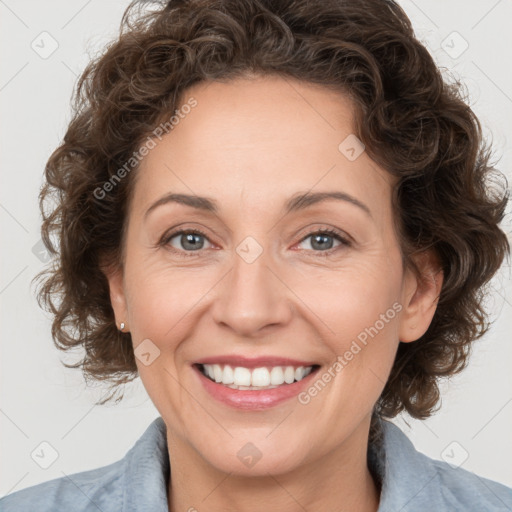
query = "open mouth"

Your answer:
(195, 363), (321, 390)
